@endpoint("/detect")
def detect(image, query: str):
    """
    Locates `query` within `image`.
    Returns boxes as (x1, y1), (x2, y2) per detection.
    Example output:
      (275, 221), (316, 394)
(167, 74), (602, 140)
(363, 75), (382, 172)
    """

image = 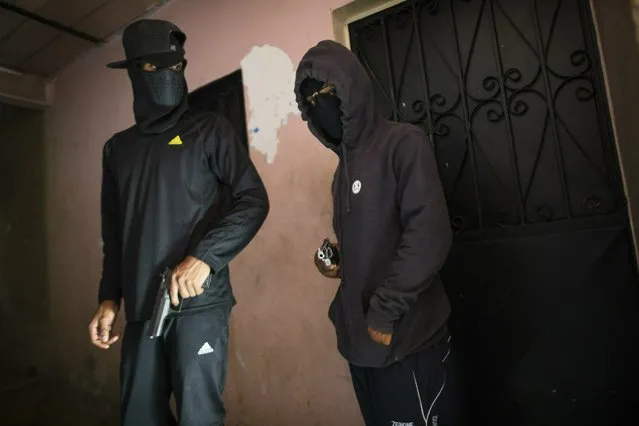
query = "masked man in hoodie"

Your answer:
(296, 40), (460, 425)
(87, 19), (269, 426)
